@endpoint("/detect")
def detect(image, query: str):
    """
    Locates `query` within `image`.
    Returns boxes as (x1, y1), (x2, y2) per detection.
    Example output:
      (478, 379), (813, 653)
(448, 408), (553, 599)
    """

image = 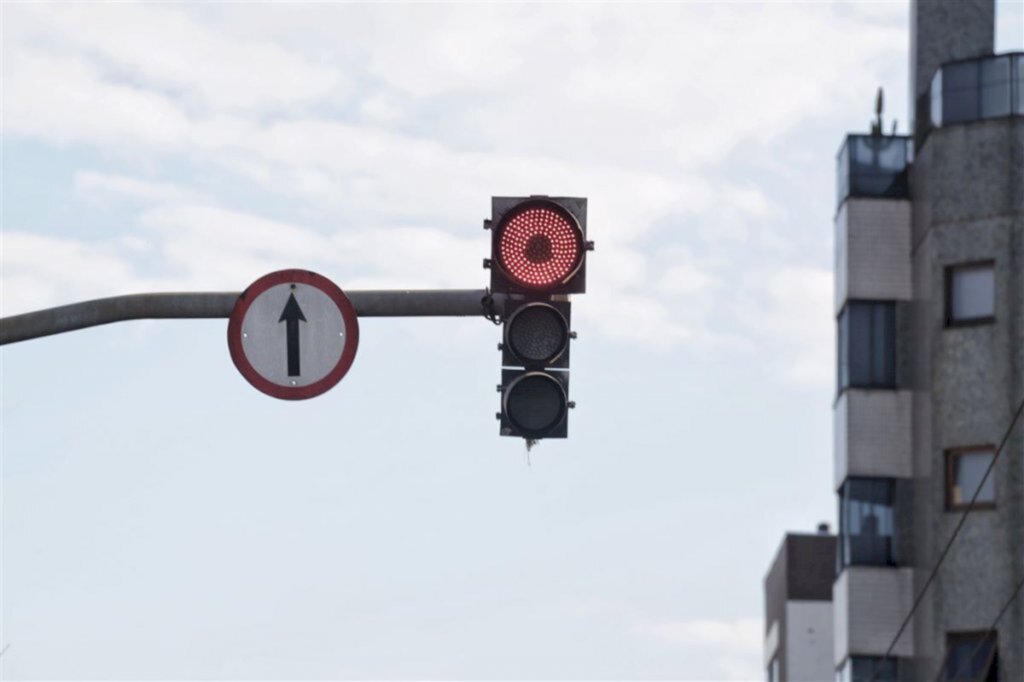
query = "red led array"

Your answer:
(498, 206), (582, 289)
